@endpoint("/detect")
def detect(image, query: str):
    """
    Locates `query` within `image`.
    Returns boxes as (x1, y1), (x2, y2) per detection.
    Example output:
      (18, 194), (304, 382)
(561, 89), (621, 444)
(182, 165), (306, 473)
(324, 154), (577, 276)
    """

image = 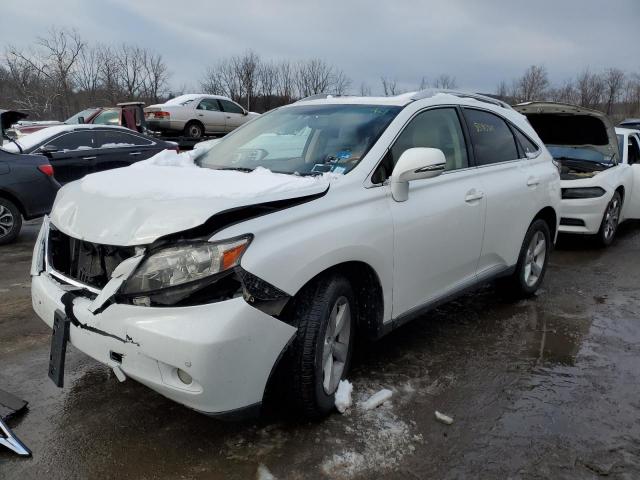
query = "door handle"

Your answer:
(82, 156), (97, 160)
(527, 177), (540, 187)
(129, 152), (142, 156)
(465, 190), (485, 202)
(226, 116), (231, 119)
(198, 114), (204, 117)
